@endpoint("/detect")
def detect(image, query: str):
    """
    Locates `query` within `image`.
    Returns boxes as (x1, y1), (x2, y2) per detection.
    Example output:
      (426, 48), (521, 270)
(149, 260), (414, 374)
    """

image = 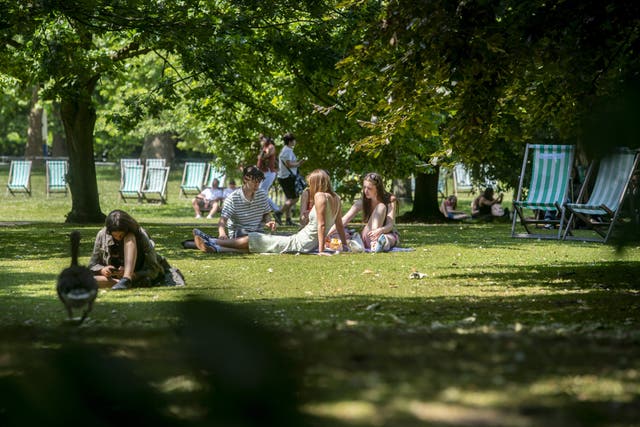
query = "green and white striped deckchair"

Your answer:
(563, 148), (639, 243)
(180, 162), (207, 197)
(120, 158), (141, 188)
(145, 158), (166, 169)
(141, 166), (170, 203)
(7, 160), (32, 196)
(45, 159), (68, 196)
(119, 164), (144, 202)
(206, 165), (226, 188)
(511, 144), (575, 239)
